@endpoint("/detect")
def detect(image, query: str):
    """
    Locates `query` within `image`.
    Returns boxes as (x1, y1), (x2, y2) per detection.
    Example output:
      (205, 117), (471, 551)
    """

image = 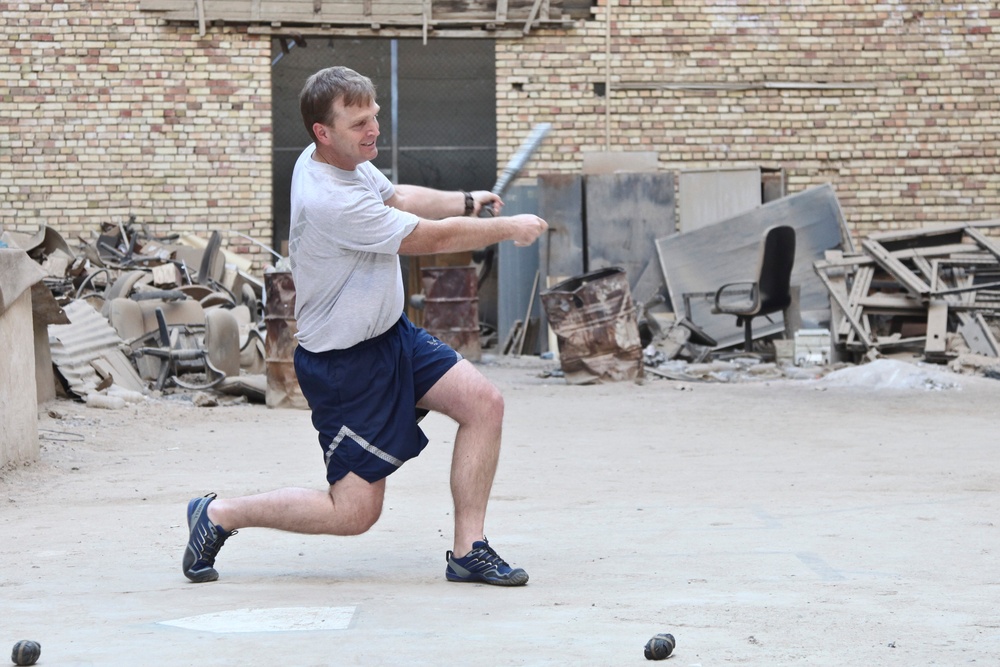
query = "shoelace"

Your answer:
(198, 526), (237, 563)
(469, 542), (508, 568)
